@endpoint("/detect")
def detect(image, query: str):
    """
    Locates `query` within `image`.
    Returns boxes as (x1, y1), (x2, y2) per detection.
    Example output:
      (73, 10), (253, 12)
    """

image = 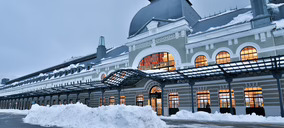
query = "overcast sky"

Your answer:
(0, 0), (250, 80)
